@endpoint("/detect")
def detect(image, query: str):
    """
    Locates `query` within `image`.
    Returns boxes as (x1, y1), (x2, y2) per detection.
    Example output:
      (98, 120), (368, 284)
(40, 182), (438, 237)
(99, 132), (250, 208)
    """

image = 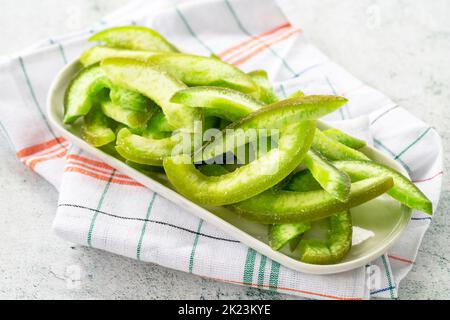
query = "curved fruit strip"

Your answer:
(195, 95), (348, 163)
(80, 46), (160, 67)
(281, 168), (319, 252)
(298, 211), (352, 264)
(313, 129), (370, 161)
(269, 222), (311, 251)
(64, 64), (111, 123)
(232, 176), (394, 224)
(285, 169), (322, 192)
(109, 85), (152, 112)
(115, 128), (183, 166)
(89, 26), (179, 52)
(163, 121), (316, 206)
(303, 149), (351, 202)
(101, 100), (153, 129)
(64, 64), (155, 124)
(101, 58), (202, 132)
(142, 110), (174, 139)
(248, 70), (279, 104)
(146, 54), (258, 94)
(334, 160), (432, 214)
(322, 128), (366, 149)
(276, 166), (349, 253)
(82, 106), (115, 147)
(170, 86), (264, 122)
